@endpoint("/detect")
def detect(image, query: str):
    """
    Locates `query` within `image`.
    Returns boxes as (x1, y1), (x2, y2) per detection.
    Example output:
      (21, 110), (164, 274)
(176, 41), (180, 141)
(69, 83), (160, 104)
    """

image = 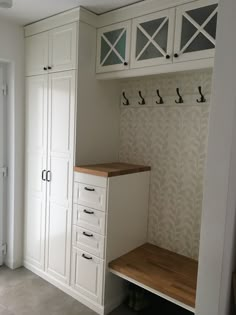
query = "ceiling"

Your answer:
(0, 0), (144, 25)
